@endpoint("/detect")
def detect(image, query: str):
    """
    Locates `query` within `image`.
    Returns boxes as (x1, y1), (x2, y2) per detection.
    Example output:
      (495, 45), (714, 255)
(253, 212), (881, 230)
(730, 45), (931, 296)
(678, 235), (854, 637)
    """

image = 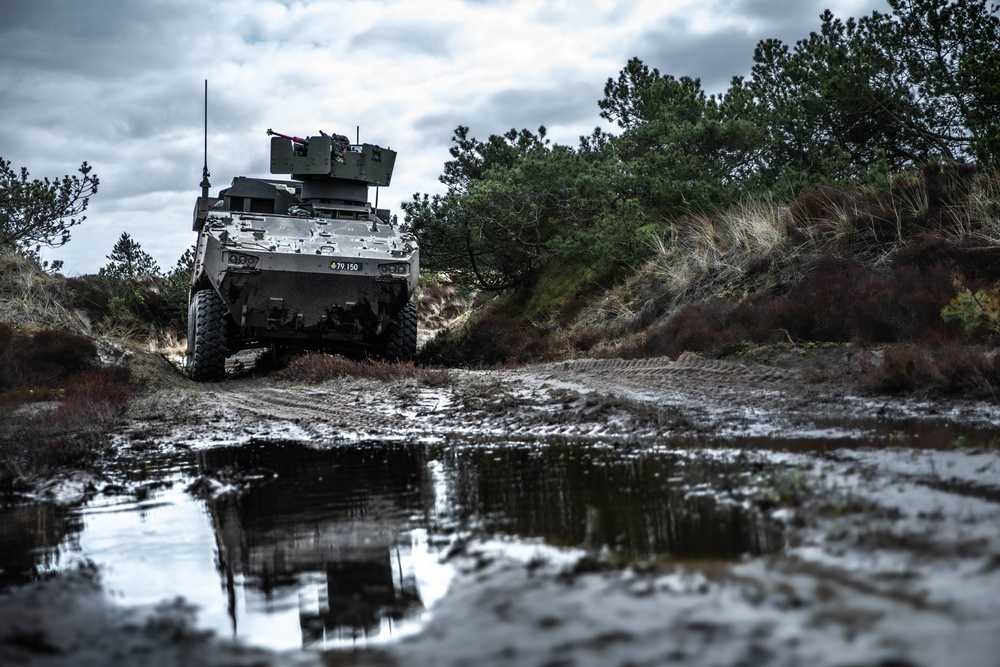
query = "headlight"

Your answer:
(378, 263), (409, 276)
(227, 252), (259, 268)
